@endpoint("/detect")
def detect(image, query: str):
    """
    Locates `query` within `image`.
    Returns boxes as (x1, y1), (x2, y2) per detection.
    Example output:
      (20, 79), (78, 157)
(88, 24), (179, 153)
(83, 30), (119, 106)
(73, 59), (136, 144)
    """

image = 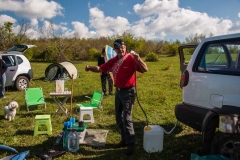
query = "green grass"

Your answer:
(0, 55), (202, 160)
